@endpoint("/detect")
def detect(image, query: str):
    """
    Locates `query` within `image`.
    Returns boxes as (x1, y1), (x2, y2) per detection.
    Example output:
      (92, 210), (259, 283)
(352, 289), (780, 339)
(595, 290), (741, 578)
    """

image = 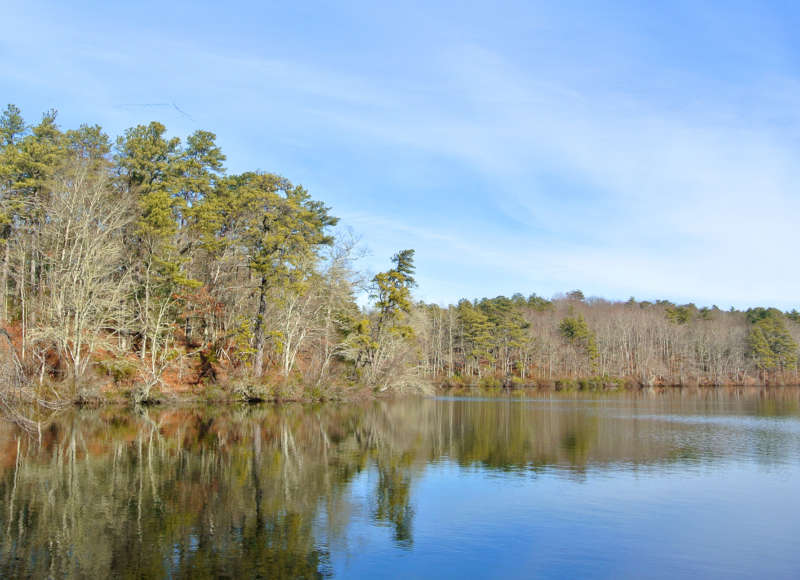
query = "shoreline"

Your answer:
(62, 379), (800, 408)
(6, 377), (800, 420)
